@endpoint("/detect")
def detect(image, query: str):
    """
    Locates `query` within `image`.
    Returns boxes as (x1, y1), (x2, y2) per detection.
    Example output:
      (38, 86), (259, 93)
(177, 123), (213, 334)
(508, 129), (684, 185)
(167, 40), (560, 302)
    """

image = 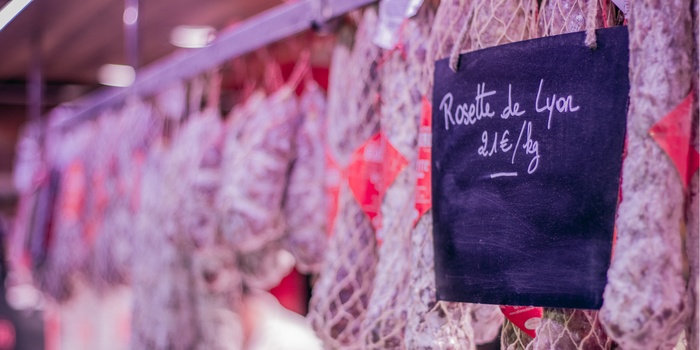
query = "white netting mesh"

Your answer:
(537, 0), (620, 37)
(501, 319), (534, 350)
(25, 2), (698, 350)
(217, 86), (300, 254)
(308, 183), (380, 349)
(424, 0), (469, 73)
(600, 0), (694, 349)
(471, 304), (505, 344)
(406, 214), (477, 350)
(283, 81), (329, 274)
(469, 0), (535, 49)
(325, 11), (382, 167)
(362, 4), (435, 349)
(528, 309), (614, 350)
(307, 8), (382, 349)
